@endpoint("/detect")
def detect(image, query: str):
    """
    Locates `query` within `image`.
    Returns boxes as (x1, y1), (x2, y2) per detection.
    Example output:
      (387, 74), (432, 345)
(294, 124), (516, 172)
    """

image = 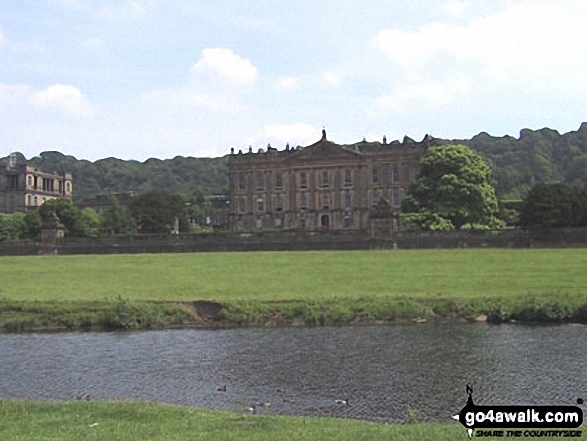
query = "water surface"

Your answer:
(0, 324), (585, 423)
